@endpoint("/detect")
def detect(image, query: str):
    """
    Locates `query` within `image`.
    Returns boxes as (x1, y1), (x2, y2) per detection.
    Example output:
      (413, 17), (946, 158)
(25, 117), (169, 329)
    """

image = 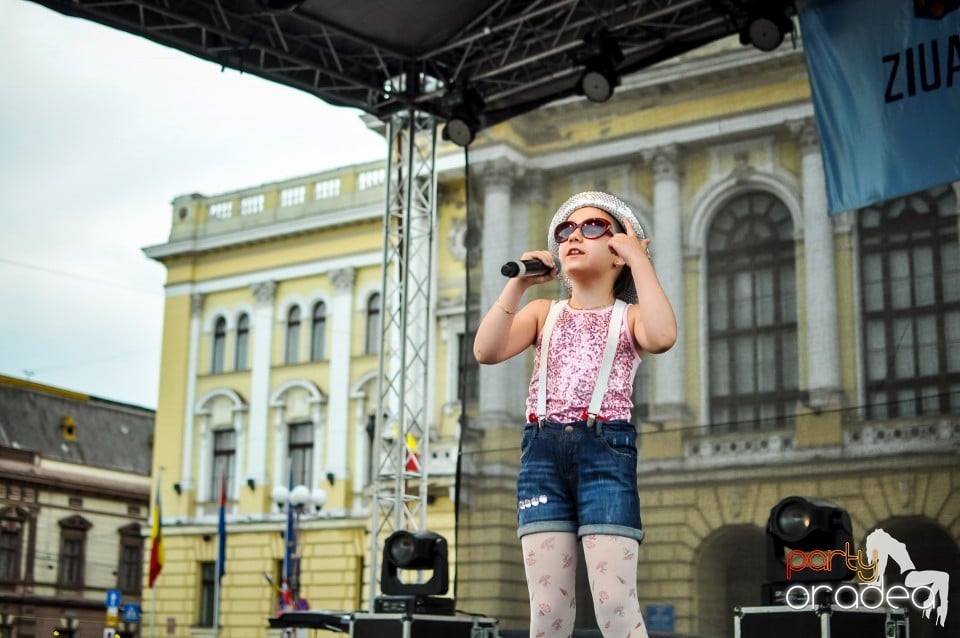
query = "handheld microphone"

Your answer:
(501, 258), (552, 278)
